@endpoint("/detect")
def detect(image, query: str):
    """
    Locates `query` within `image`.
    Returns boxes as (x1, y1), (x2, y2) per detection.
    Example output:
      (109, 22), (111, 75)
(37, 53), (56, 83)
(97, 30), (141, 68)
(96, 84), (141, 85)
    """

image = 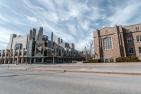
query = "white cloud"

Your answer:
(77, 18), (90, 30)
(40, 21), (57, 33)
(31, 0), (99, 50)
(1, 0), (141, 51)
(42, 12), (59, 23)
(0, 26), (22, 49)
(26, 16), (38, 22)
(0, 15), (8, 22)
(23, 0), (44, 10)
(108, 2), (141, 25)
(75, 35), (92, 50)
